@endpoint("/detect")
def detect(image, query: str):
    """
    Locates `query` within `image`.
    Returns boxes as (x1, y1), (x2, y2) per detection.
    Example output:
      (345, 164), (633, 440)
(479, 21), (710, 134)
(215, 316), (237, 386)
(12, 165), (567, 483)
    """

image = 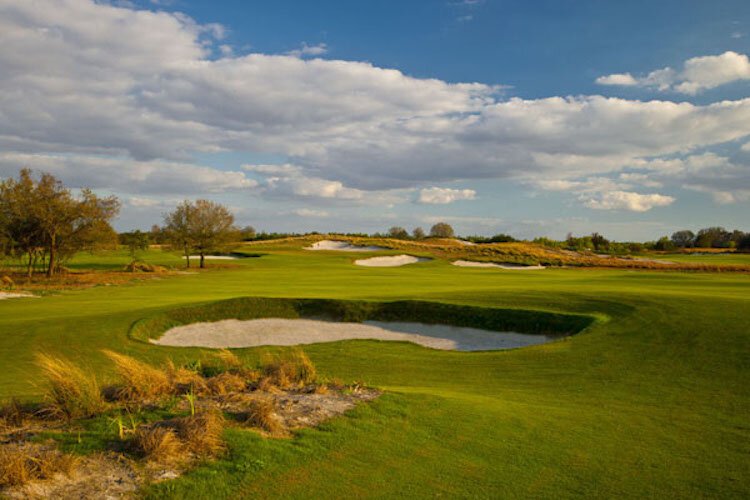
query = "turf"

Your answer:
(1, 245), (749, 498)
